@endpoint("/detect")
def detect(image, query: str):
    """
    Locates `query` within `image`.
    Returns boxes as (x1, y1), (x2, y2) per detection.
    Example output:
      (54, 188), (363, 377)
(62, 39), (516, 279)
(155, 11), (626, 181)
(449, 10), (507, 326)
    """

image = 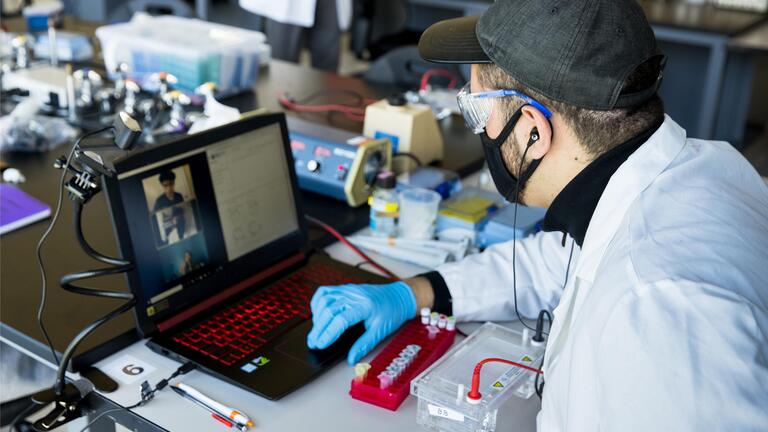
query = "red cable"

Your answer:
(305, 215), (397, 280)
(420, 68), (459, 92)
(278, 93), (370, 122)
(467, 357), (543, 401)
